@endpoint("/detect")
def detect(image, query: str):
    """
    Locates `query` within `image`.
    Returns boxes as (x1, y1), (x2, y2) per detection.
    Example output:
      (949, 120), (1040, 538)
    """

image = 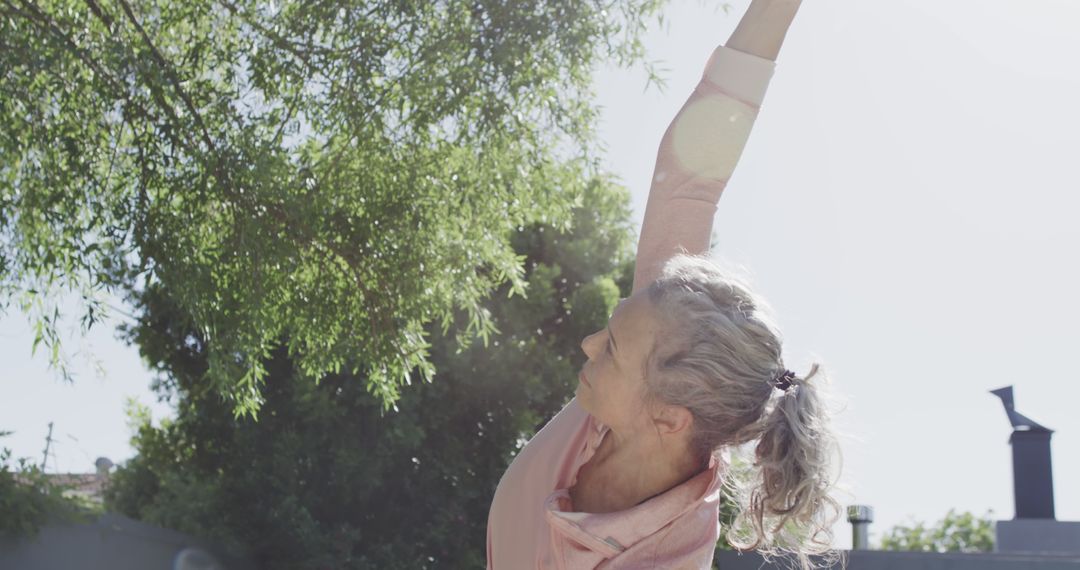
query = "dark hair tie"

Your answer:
(772, 369), (797, 392)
